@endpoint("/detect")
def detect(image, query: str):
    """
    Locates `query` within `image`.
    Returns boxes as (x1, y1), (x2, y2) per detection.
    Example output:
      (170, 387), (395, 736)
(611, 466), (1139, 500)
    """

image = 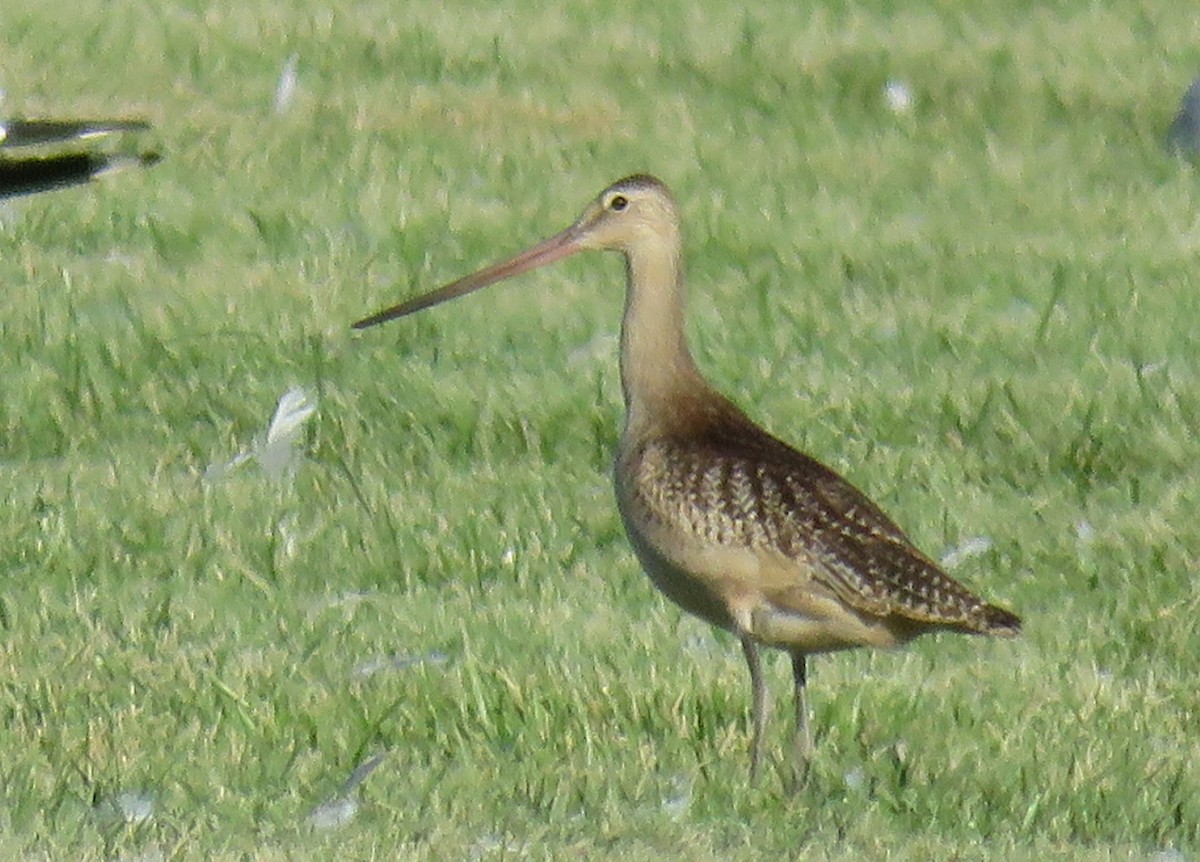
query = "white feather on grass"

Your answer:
(309, 754), (383, 830)
(95, 791), (154, 825)
(258, 387), (317, 478)
(309, 796), (357, 830)
(352, 650), (450, 680)
(661, 774), (693, 820)
(275, 53), (299, 114)
(205, 386), (317, 482)
(469, 834), (529, 860)
(884, 78), (913, 114)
